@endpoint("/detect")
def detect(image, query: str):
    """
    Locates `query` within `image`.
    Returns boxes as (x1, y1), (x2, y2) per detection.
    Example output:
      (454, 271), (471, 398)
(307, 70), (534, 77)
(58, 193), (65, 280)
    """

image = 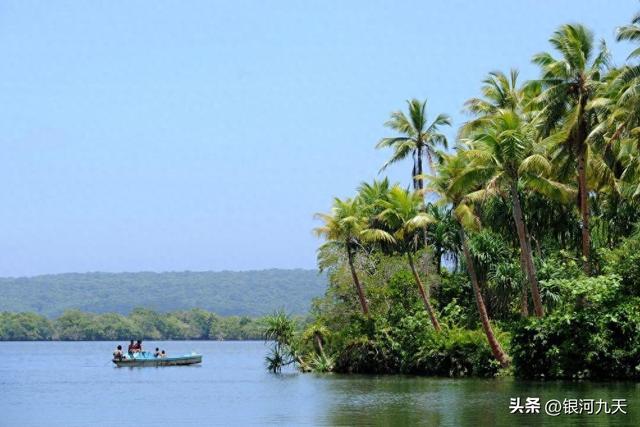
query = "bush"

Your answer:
(334, 335), (402, 374)
(511, 275), (640, 379)
(601, 236), (640, 296)
(331, 312), (504, 377)
(409, 328), (503, 377)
